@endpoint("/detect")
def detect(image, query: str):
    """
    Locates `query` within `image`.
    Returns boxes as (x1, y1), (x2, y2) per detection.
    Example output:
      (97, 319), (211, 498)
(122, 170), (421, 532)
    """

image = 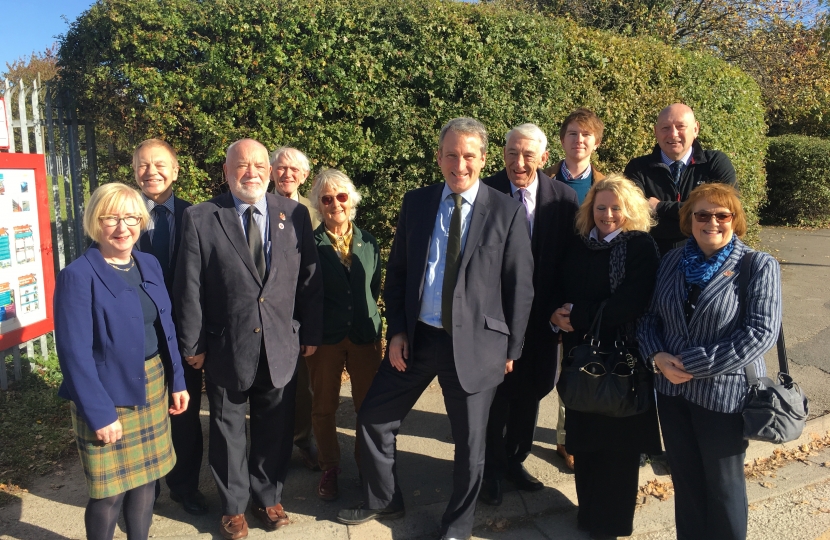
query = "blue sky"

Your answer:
(1, 1), (95, 73)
